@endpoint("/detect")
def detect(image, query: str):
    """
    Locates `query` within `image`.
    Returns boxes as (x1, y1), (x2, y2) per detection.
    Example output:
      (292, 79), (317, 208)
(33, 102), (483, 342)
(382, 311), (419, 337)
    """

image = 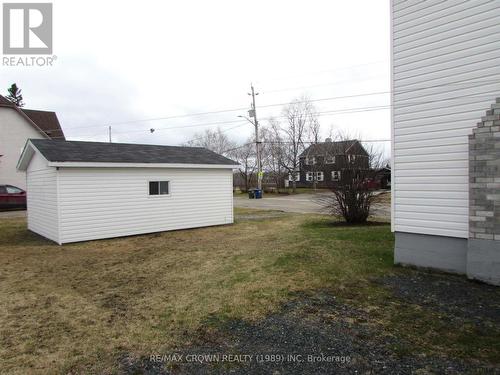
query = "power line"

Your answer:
(183, 122), (249, 145)
(47, 91), (499, 141)
(40, 77), (500, 136)
(260, 75), (386, 94)
(253, 60), (388, 86)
